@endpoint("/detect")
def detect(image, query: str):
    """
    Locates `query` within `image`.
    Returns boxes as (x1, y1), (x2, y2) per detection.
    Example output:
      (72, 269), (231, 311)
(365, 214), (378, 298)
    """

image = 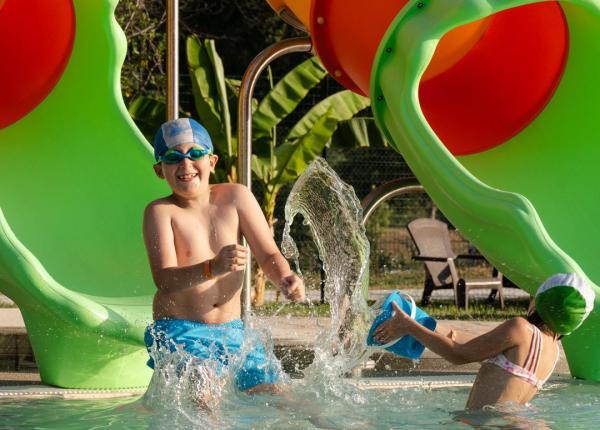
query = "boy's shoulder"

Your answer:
(145, 195), (174, 208)
(210, 182), (253, 202)
(144, 196), (176, 218)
